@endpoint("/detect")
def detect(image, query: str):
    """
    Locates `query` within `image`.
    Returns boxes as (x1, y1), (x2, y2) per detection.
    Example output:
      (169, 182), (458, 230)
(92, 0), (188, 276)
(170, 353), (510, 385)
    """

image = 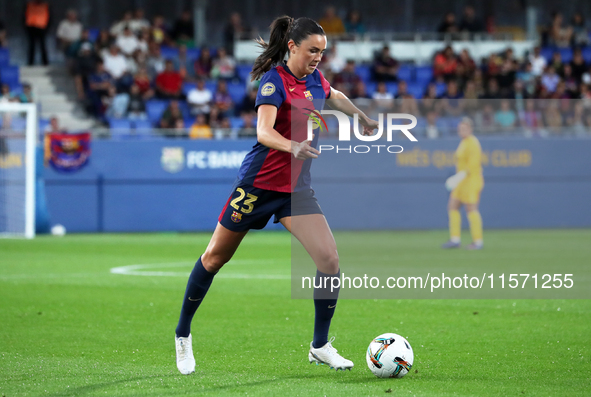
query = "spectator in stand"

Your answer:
(319, 6), (345, 35)
(372, 82), (394, 111)
(44, 116), (64, 134)
(24, 0), (51, 66)
(497, 58), (517, 95)
(74, 42), (98, 100)
(373, 45), (398, 82)
(570, 48), (588, 84)
(137, 28), (150, 54)
(494, 99), (517, 130)
(12, 83), (33, 103)
(189, 113), (212, 139)
(133, 67), (154, 99)
(211, 47), (236, 80)
(110, 11), (133, 37)
(151, 15), (169, 45)
(562, 64), (579, 96)
(224, 13), (249, 56)
(529, 46), (547, 77)
(396, 81), (419, 114)
(159, 100), (184, 129)
(88, 61), (114, 116)
(102, 44), (131, 90)
(457, 49), (476, 79)
(187, 78), (213, 116)
(147, 43), (166, 79)
(350, 81), (370, 102)
(175, 45), (195, 80)
(0, 83), (15, 103)
(239, 112), (257, 138)
(56, 9), (82, 54)
(544, 100), (564, 133)
(126, 84), (147, 120)
(480, 78), (502, 100)
(104, 85), (130, 119)
(155, 59), (184, 99)
(213, 80), (234, 117)
(419, 83), (438, 114)
(172, 10), (195, 46)
(571, 12), (590, 47)
(549, 12), (573, 48)
(437, 12), (458, 33)
(517, 62), (536, 96)
(433, 46), (457, 82)
(425, 111), (440, 139)
(344, 10), (366, 35)
(321, 43), (346, 74)
(550, 52), (563, 75)
(541, 66), (560, 93)
(333, 60), (361, 95)
(116, 26), (140, 57)
(213, 117), (233, 139)
(520, 99), (544, 137)
(0, 19), (6, 47)
(440, 80), (464, 116)
(95, 30), (113, 56)
(239, 87), (257, 114)
(130, 9), (150, 35)
(462, 80), (479, 115)
(195, 47), (213, 79)
(68, 29), (93, 59)
(459, 6), (483, 33)
(474, 103), (497, 133)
